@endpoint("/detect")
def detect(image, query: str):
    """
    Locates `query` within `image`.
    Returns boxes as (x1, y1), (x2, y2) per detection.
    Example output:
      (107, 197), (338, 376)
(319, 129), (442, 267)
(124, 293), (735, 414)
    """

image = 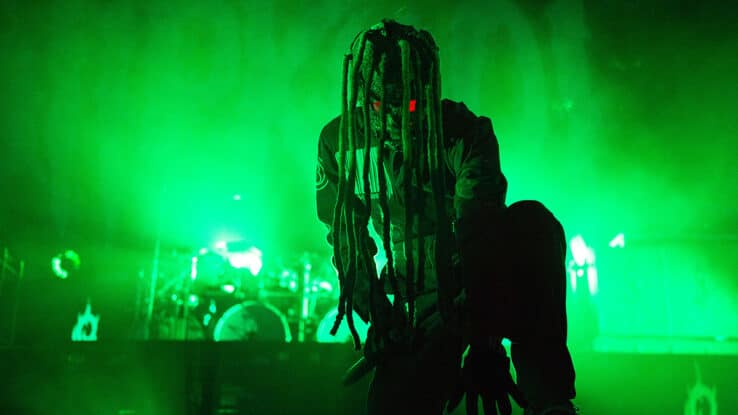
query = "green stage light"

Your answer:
(609, 233), (625, 248)
(568, 235), (598, 295)
(51, 249), (80, 279)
